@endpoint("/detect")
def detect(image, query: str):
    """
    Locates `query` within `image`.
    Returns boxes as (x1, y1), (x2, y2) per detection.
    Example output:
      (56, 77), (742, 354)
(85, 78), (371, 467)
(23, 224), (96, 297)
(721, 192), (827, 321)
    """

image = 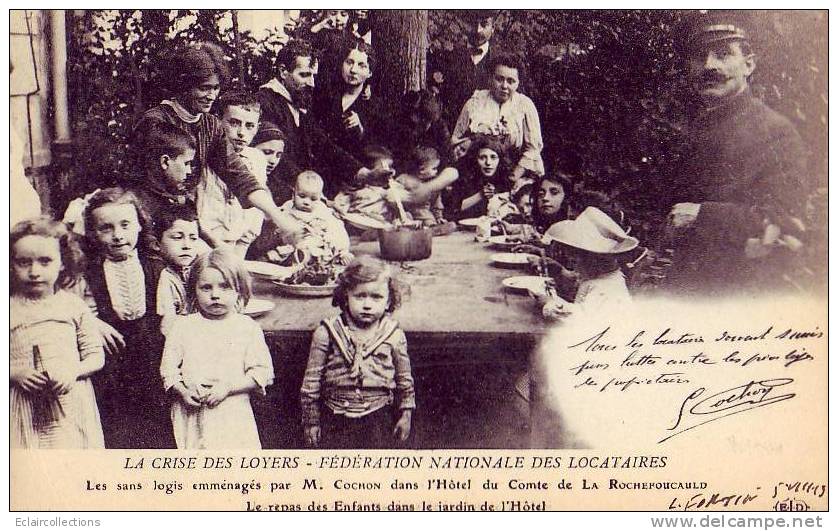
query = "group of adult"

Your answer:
(133, 9), (809, 295)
